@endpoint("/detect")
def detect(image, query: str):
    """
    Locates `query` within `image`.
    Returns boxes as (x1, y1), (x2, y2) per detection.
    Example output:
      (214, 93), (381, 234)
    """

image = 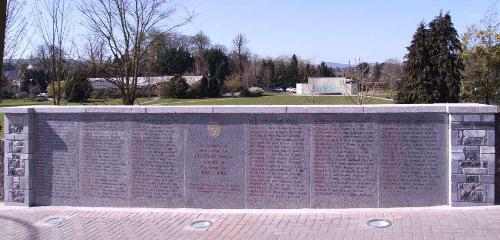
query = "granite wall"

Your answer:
(1, 105), (497, 208)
